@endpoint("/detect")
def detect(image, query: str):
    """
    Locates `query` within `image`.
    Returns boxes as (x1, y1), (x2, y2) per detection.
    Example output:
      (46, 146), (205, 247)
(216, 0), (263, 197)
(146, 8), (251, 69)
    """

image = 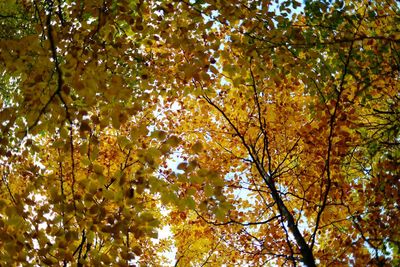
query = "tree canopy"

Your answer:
(0, 0), (399, 266)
